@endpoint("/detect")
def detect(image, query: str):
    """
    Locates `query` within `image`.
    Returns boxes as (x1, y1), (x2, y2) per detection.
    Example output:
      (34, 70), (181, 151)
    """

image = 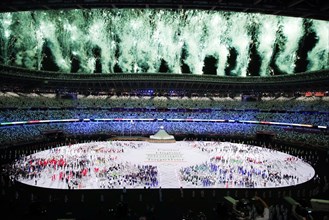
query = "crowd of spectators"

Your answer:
(1, 109), (328, 127)
(0, 122), (328, 149)
(1, 92), (329, 111)
(0, 92), (328, 149)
